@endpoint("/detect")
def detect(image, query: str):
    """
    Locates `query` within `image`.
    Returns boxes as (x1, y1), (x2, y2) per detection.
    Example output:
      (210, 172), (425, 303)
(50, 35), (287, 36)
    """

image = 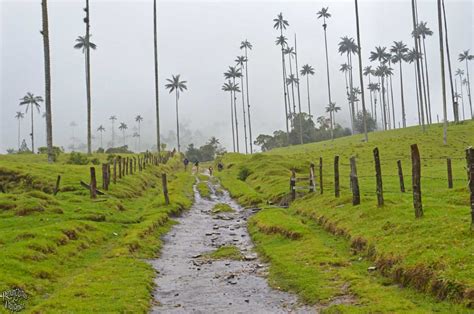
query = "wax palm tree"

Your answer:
(370, 47), (391, 129)
(97, 125), (105, 148)
(19, 93), (43, 153)
(153, 0), (161, 153)
(69, 121), (77, 151)
(109, 115), (117, 147)
(339, 36), (359, 133)
(235, 56), (249, 154)
(406, 48), (425, 125)
(325, 102), (341, 135)
(165, 74), (187, 152)
(293, 35), (304, 139)
(374, 65), (393, 130)
(340, 63), (352, 126)
(455, 69), (466, 120)
(74, 32), (97, 154)
(363, 66), (375, 116)
(240, 39), (253, 153)
(273, 13), (290, 138)
(459, 50), (473, 119)
(15, 112), (24, 150)
(354, 0), (368, 141)
(441, 1), (457, 122)
(414, 21), (433, 124)
(391, 41), (409, 127)
(222, 81), (240, 152)
(367, 82), (380, 124)
(463, 78), (473, 119)
(283, 46), (297, 115)
(135, 115), (143, 151)
(118, 122), (127, 146)
(224, 66), (242, 152)
(317, 7), (333, 113)
(300, 64), (315, 115)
